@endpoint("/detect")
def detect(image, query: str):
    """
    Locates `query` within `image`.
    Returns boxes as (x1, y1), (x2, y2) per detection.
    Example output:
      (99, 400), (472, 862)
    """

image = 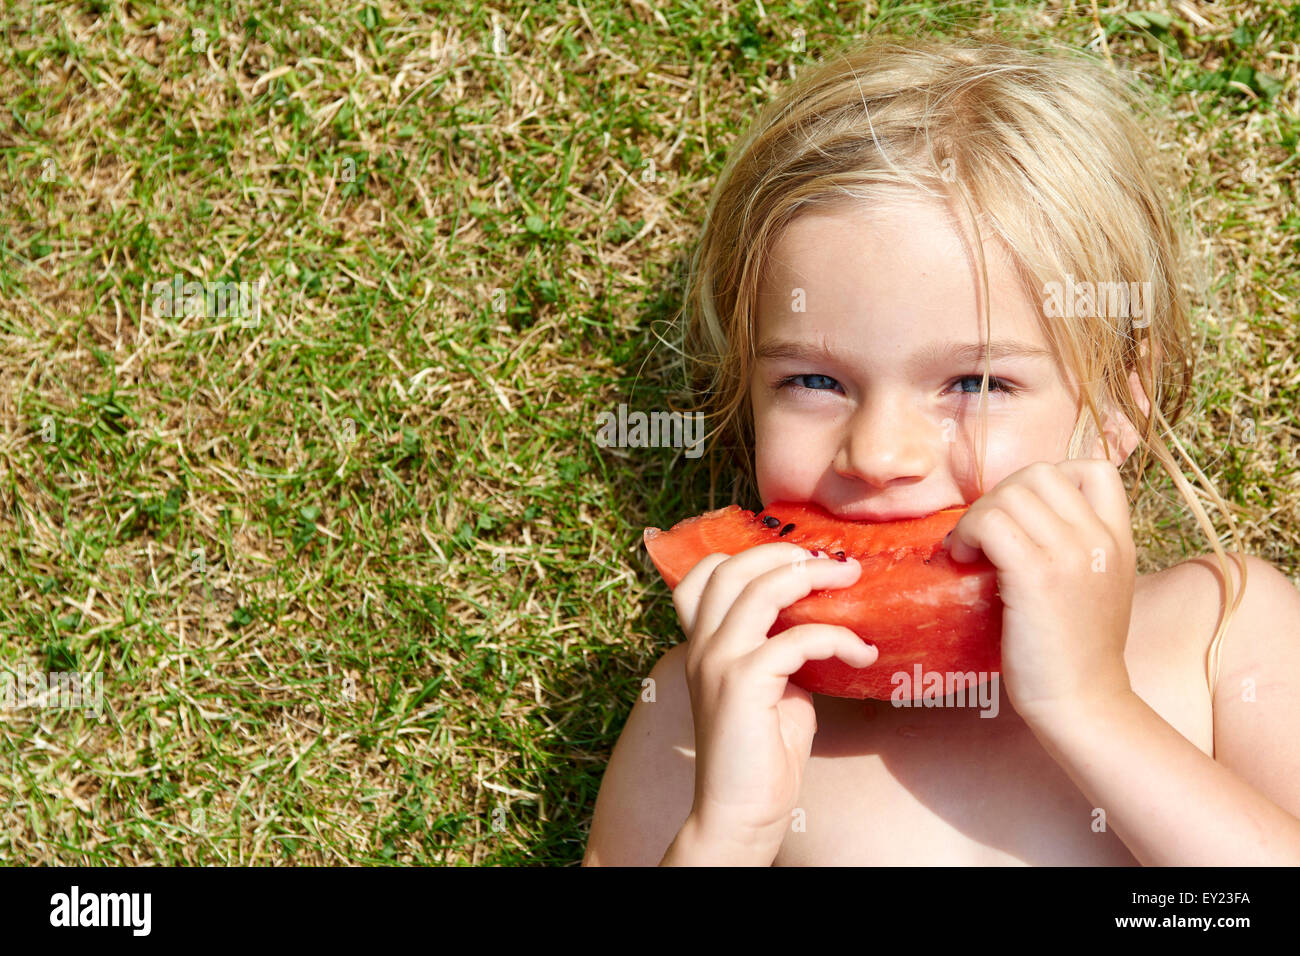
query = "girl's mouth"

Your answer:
(826, 503), (965, 523)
